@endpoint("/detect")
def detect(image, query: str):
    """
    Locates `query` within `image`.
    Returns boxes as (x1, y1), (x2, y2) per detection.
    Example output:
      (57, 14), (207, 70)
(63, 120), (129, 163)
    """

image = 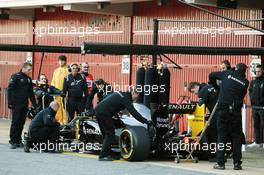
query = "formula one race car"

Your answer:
(60, 103), (153, 161)
(59, 102), (212, 161)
